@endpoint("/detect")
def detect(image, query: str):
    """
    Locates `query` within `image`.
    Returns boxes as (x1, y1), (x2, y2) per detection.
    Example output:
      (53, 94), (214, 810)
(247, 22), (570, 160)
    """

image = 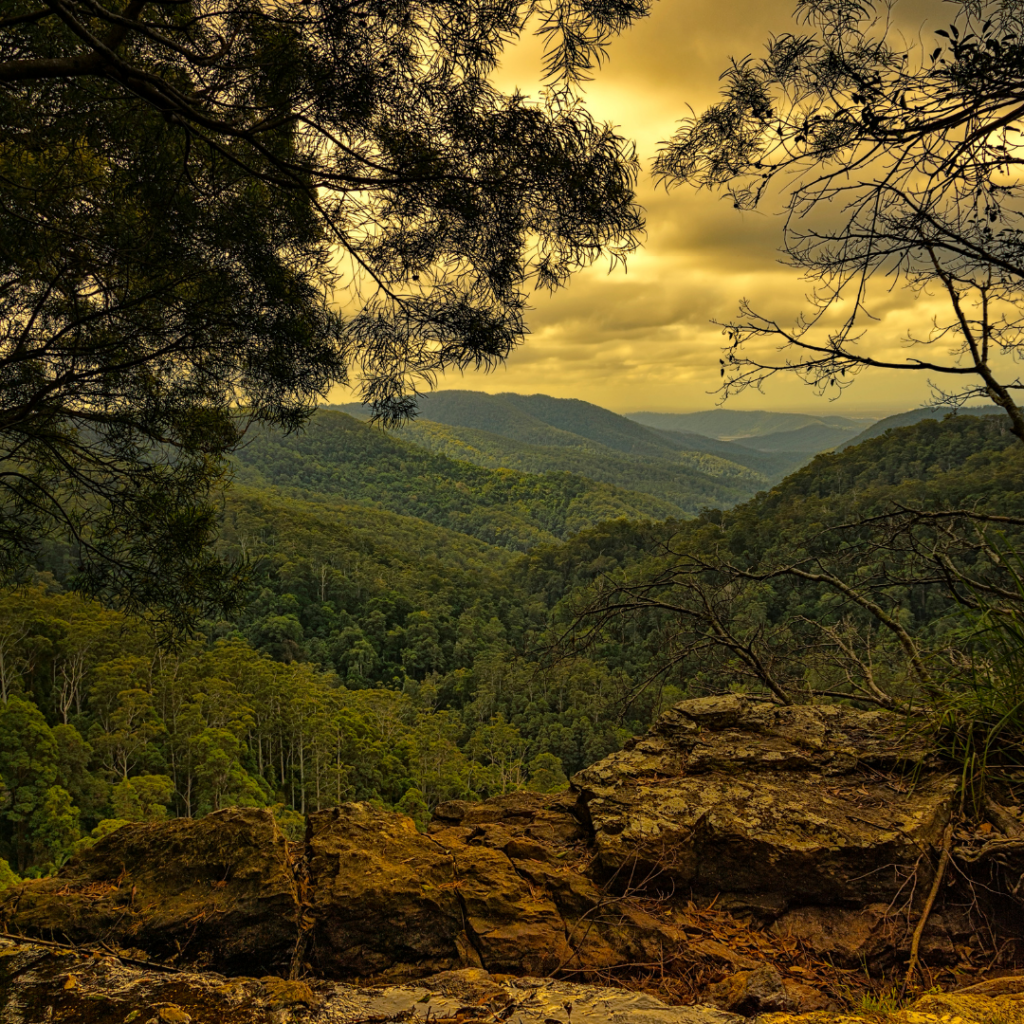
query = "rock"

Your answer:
(771, 905), (895, 964)
(441, 828), (572, 974)
(900, 991), (1024, 1024)
(708, 966), (792, 1016)
(781, 980), (832, 1013)
(0, 936), (748, 1024)
(431, 791), (587, 848)
(957, 974), (1024, 997)
(1, 698), (1014, 990)
(305, 803), (466, 977)
(150, 1005), (191, 1023)
(0, 807), (300, 974)
(573, 695), (956, 911)
(260, 976), (318, 1010)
